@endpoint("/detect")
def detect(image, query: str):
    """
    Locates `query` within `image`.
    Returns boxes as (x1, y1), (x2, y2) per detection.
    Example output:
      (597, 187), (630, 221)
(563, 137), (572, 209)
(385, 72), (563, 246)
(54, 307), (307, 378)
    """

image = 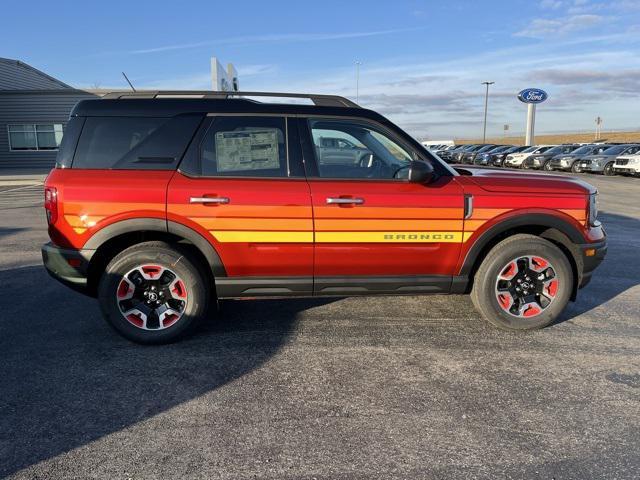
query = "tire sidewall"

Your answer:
(475, 239), (573, 330)
(98, 247), (208, 344)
